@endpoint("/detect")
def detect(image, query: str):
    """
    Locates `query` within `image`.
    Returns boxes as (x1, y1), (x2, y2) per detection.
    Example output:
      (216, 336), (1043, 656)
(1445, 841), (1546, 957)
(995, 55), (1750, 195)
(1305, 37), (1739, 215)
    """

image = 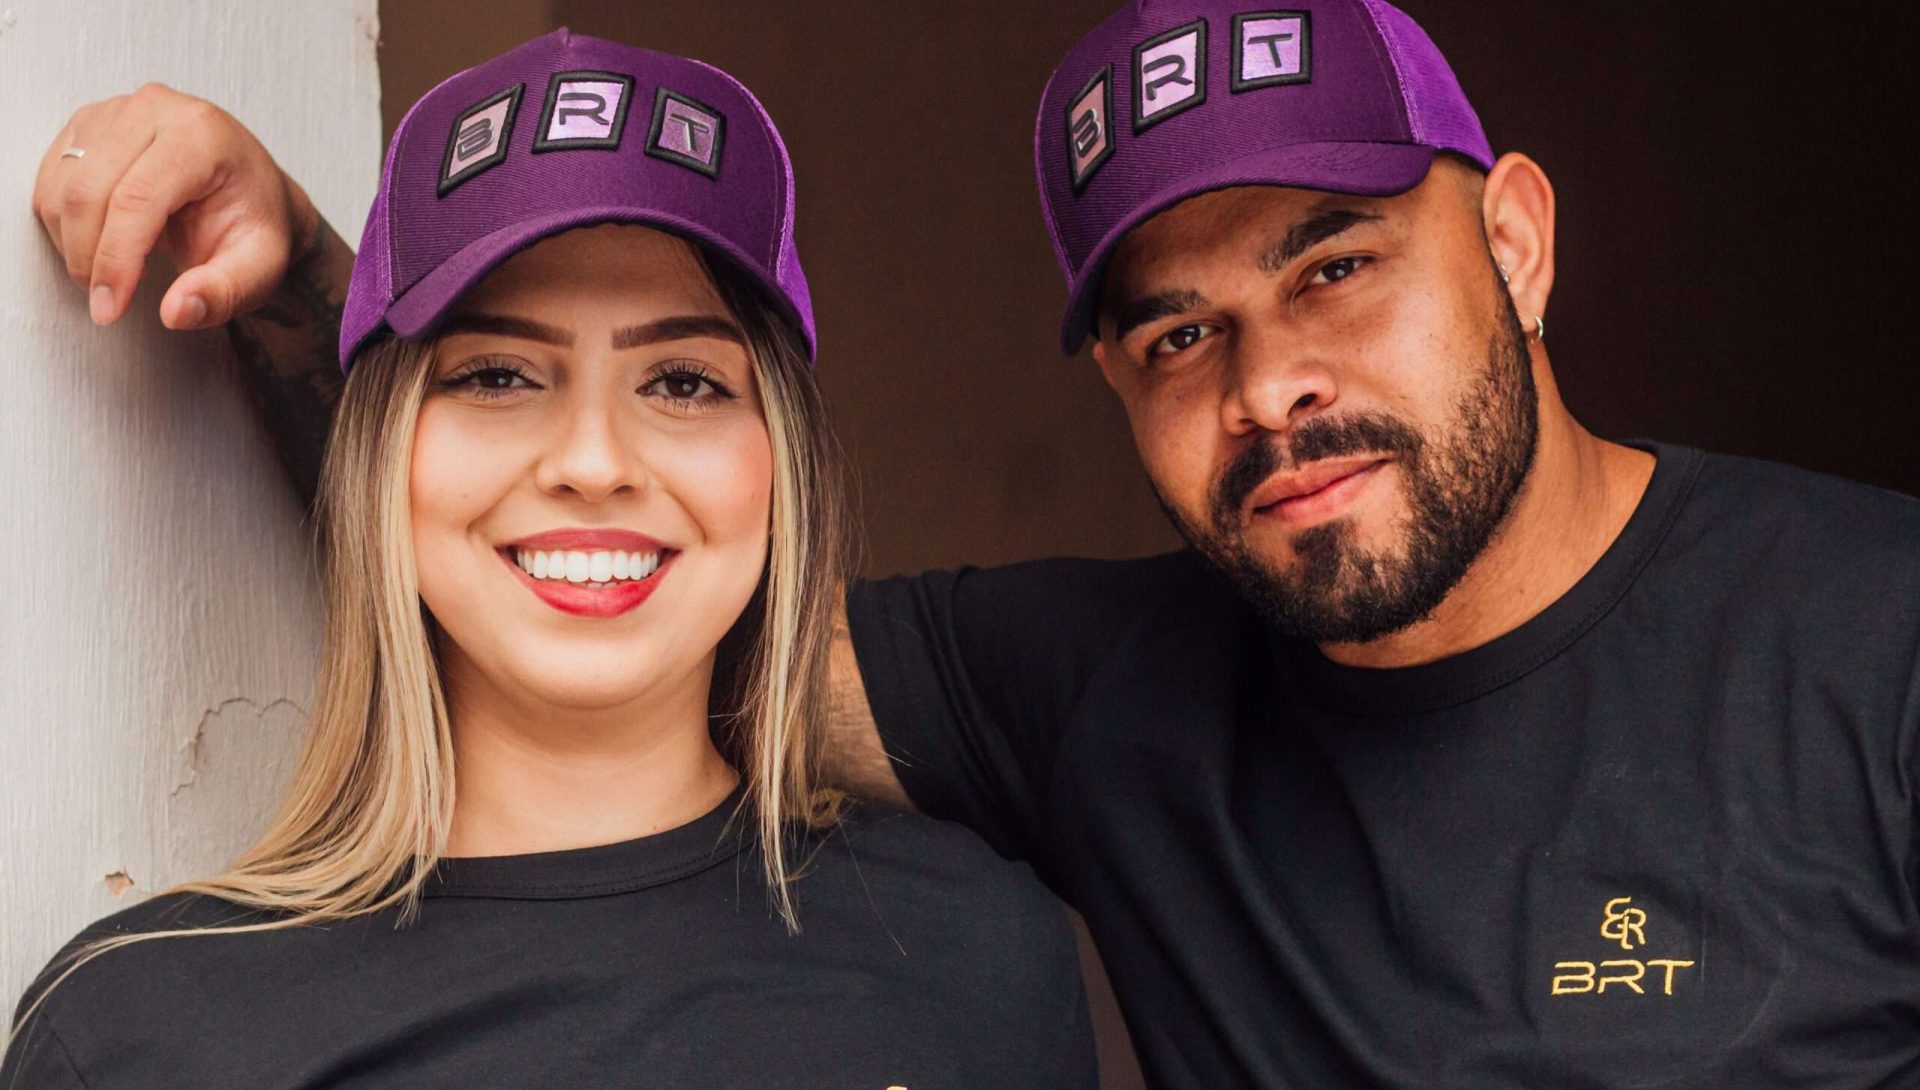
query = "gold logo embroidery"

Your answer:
(1551, 897), (1696, 997)
(1599, 897), (1647, 950)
